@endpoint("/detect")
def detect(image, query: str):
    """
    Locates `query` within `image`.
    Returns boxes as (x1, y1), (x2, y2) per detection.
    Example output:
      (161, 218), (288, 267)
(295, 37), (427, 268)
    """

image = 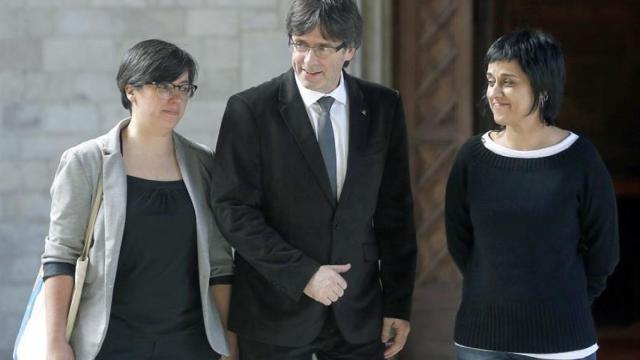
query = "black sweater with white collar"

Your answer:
(445, 134), (619, 353)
